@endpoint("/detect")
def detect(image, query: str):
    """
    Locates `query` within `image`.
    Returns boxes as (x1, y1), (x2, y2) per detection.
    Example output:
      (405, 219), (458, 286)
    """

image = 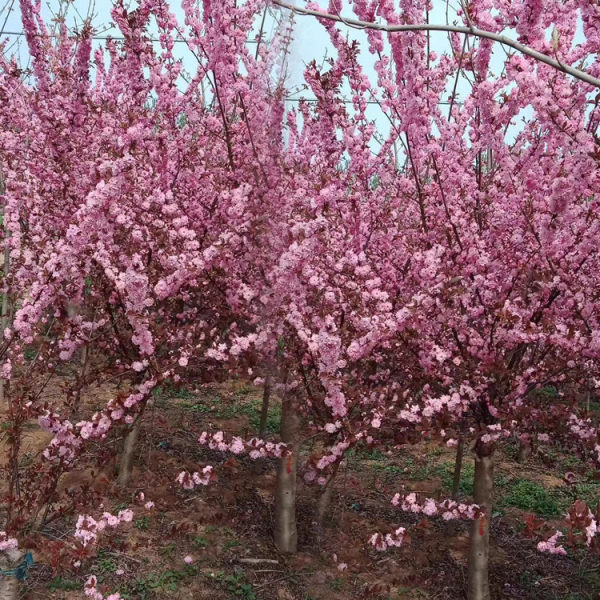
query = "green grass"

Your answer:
(224, 539), (242, 551)
(23, 346), (37, 361)
(499, 477), (600, 519)
(119, 564), (199, 599)
(47, 576), (82, 592)
(572, 482), (600, 505)
(159, 542), (177, 558)
(213, 572), (256, 600)
(95, 550), (118, 576)
(182, 401), (213, 414)
(538, 386), (560, 399)
(212, 397), (281, 435)
(193, 535), (209, 548)
(518, 569), (543, 588)
(440, 461), (475, 495)
(248, 400), (281, 435)
(234, 384), (254, 398)
(500, 480), (562, 517)
(134, 516), (151, 530)
(168, 382), (282, 435)
(328, 576), (344, 591)
(152, 382), (196, 408)
(347, 446), (388, 463)
(373, 463), (404, 476)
